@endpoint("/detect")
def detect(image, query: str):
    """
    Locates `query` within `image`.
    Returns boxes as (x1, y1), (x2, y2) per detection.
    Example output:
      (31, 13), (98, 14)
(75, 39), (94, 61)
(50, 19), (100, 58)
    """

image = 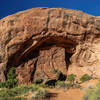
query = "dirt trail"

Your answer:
(48, 80), (98, 100)
(49, 88), (84, 100)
